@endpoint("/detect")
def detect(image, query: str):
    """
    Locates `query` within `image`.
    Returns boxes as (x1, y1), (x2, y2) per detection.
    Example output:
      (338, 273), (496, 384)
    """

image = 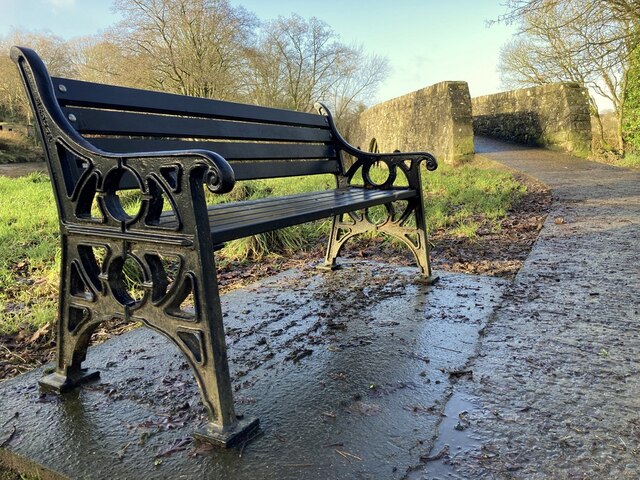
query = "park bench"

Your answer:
(11, 46), (438, 447)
